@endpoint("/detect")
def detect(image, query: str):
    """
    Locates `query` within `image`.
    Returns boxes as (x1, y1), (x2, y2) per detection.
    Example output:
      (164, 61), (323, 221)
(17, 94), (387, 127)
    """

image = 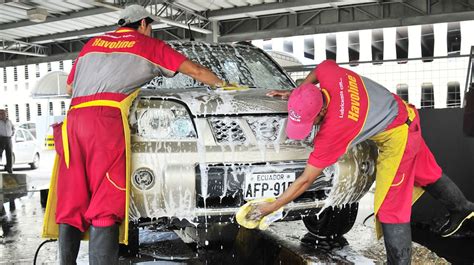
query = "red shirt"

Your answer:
(308, 60), (404, 168)
(67, 27), (187, 98)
